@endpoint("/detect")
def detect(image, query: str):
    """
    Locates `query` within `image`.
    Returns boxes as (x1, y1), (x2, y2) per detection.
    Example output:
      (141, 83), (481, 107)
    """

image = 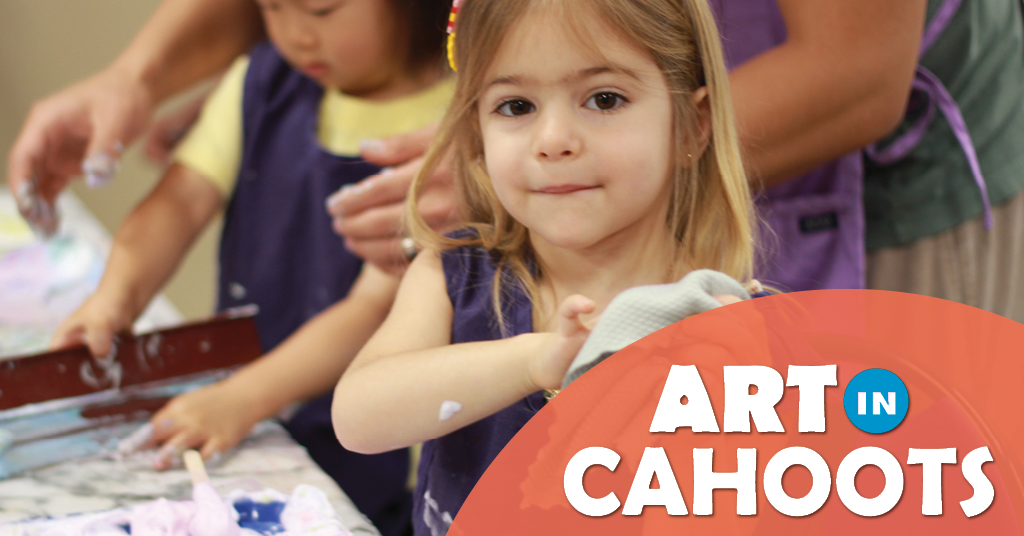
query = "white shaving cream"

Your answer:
(438, 400), (462, 421)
